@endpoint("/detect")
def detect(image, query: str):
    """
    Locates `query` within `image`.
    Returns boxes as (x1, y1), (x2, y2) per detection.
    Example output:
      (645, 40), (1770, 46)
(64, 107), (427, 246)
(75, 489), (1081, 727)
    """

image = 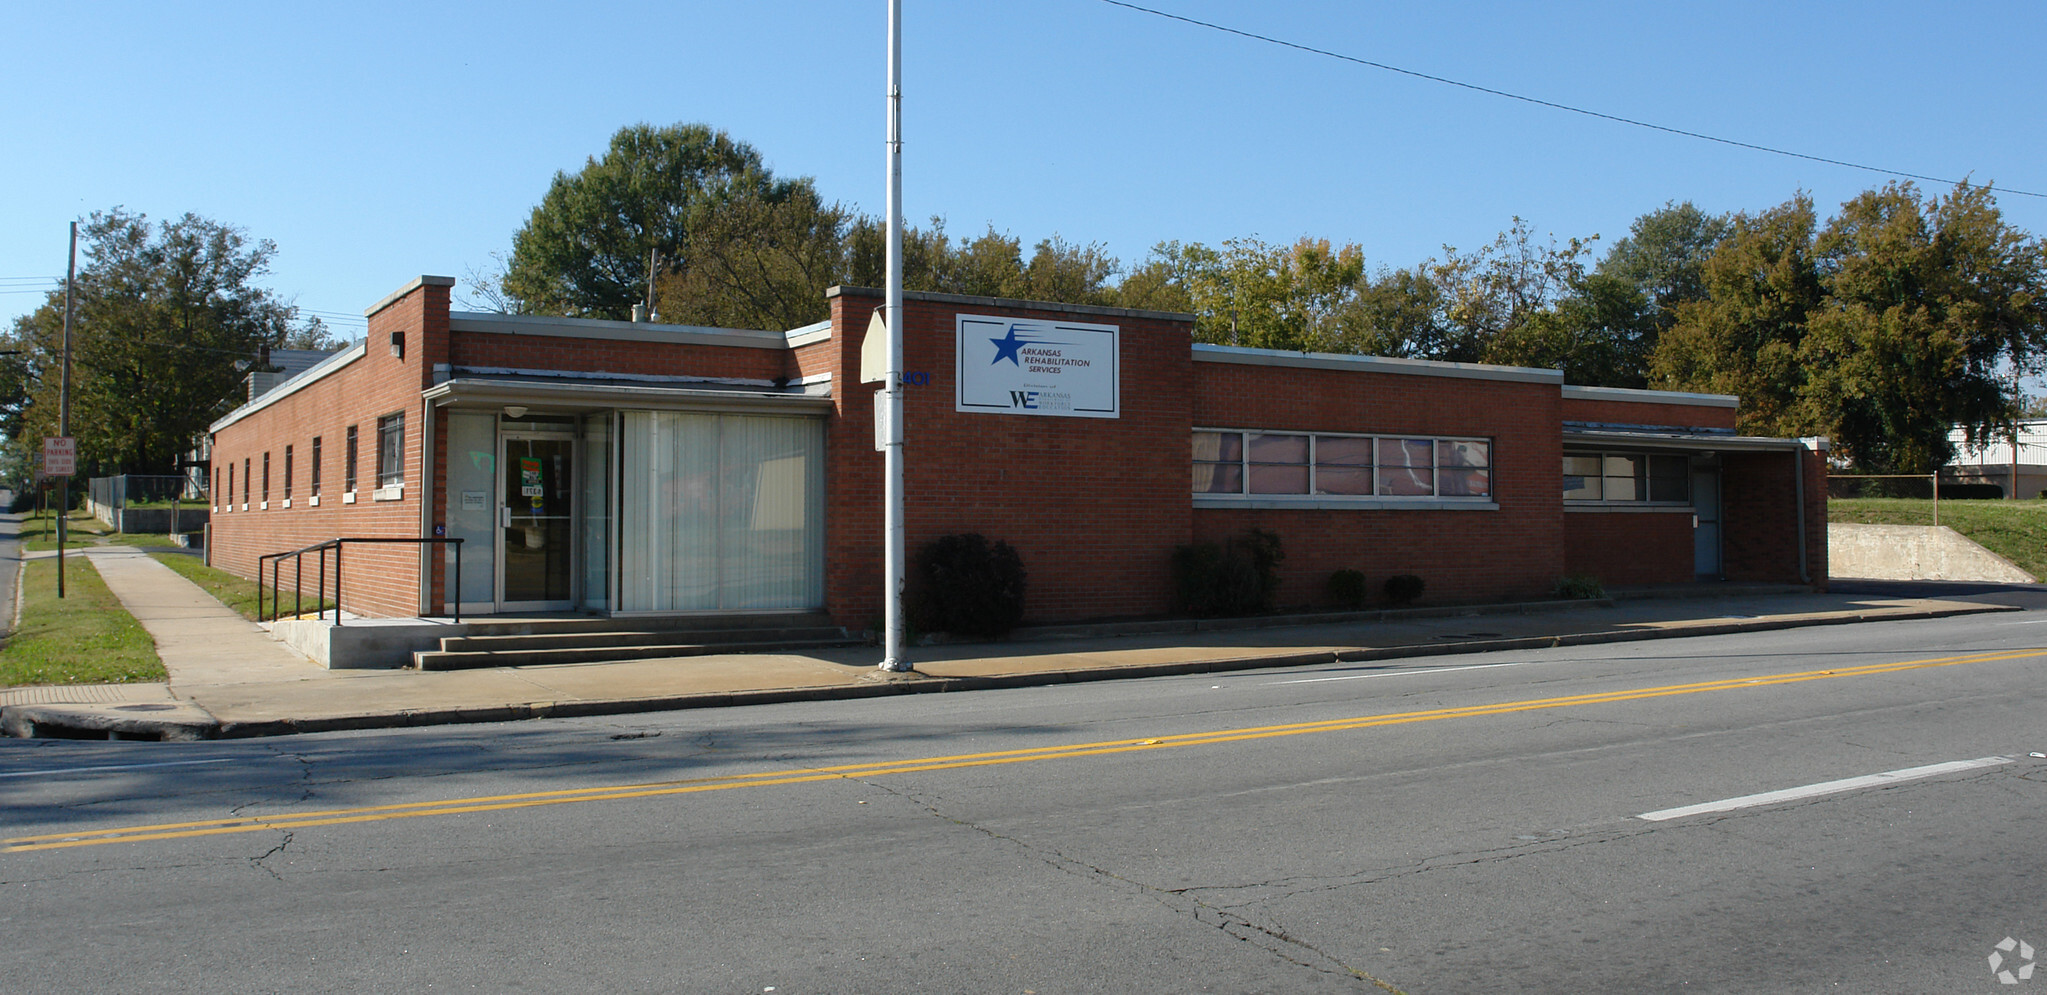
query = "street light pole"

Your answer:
(878, 0), (909, 672)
